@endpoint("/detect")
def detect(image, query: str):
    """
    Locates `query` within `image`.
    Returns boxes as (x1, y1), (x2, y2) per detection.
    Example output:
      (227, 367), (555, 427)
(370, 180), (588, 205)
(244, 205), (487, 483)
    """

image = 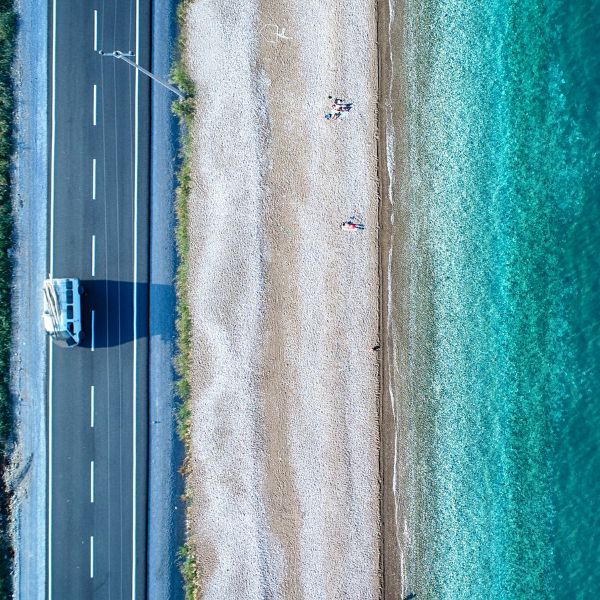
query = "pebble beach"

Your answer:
(181, 0), (381, 597)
